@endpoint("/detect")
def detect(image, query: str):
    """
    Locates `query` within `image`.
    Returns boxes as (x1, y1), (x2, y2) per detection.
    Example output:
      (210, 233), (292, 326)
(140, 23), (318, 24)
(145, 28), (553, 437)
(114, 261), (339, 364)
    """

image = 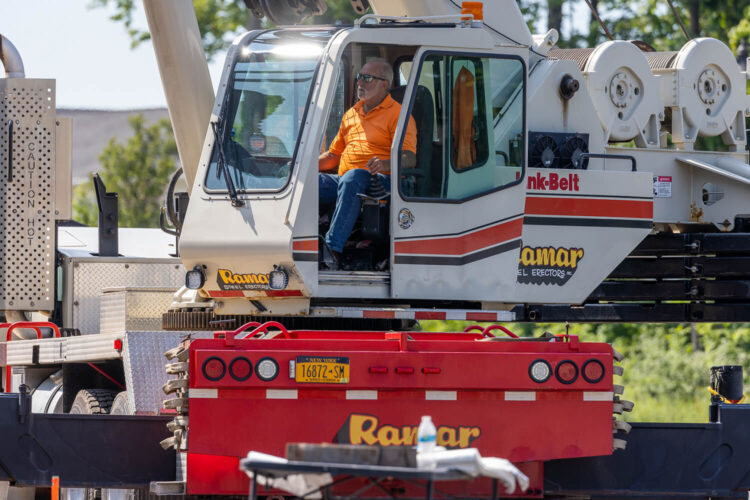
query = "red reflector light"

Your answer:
(422, 367), (441, 374)
(202, 357), (226, 381)
(555, 360), (578, 384)
(369, 366), (388, 374)
(582, 359), (605, 383)
(113, 339), (123, 351)
(229, 357), (253, 381)
(395, 367), (414, 375)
